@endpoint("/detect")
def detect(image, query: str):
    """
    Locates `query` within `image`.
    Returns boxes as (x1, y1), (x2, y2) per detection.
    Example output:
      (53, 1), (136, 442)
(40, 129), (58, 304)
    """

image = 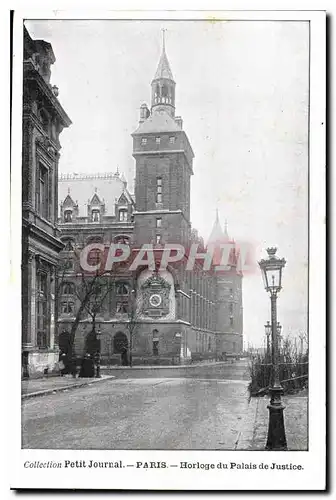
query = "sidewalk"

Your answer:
(21, 374), (115, 399)
(101, 360), (235, 370)
(237, 389), (308, 451)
